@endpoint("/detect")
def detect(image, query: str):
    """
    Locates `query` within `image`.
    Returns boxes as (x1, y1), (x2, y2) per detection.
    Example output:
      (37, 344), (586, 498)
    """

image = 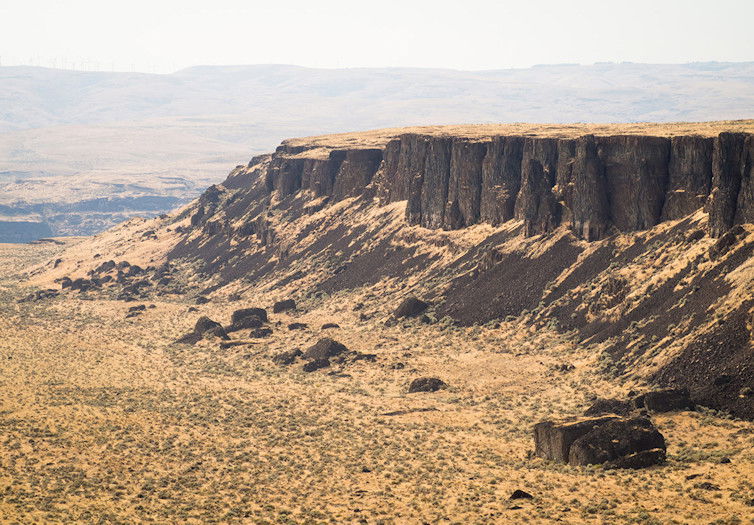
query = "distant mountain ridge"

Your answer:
(3, 62), (754, 133)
